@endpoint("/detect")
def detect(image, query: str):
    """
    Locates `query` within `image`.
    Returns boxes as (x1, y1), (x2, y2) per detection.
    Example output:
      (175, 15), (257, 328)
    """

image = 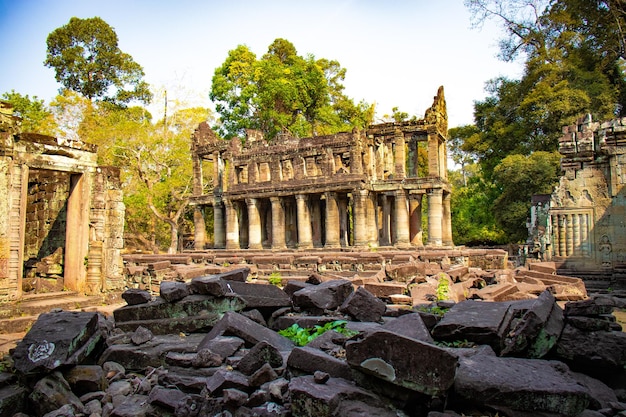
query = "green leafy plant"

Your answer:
(435, 339), (476, 349)
(436, 273), (450, 301)
(278, 320), (358, 346)
(417, 305), (449, 316)
(268, 272), (282, 286)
